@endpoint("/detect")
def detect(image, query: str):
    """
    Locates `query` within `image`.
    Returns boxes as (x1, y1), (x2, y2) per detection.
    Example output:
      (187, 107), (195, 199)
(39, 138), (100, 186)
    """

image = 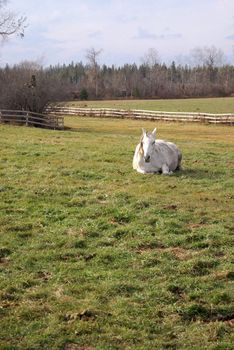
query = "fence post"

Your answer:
(0, 110), (2, 123)
(26, 112), (29, 126)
